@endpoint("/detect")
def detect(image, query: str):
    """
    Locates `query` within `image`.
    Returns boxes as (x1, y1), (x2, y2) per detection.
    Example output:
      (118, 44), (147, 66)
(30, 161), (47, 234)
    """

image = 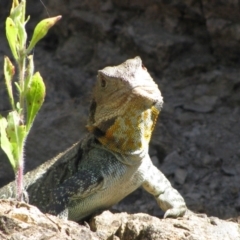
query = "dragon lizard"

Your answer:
(0, 56), (187, 221)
